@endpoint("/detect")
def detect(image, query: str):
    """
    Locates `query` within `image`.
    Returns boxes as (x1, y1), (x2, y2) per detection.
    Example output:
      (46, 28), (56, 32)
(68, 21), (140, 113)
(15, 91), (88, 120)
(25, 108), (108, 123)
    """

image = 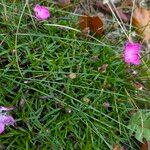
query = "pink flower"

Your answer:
(0, 106), (15, 134)
(123, 41), (142, 65)
(34, 4), (50, 20)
